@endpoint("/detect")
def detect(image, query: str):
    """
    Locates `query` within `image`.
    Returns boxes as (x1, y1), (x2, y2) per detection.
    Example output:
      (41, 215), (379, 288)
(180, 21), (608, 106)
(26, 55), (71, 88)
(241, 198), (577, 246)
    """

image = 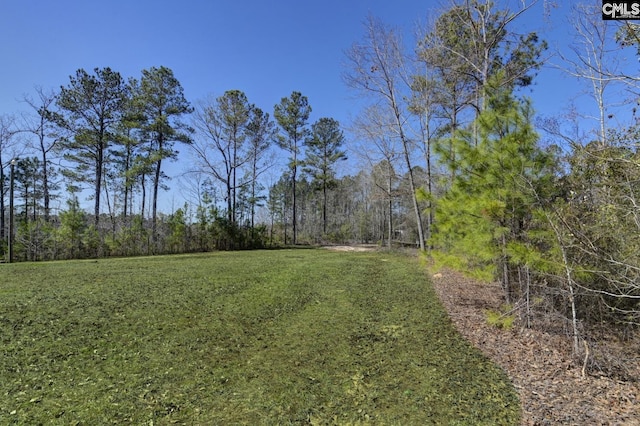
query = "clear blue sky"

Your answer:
(1, 0), (584, 129)
(1, 0), (443, 124)
(0, 0), (630, 211)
